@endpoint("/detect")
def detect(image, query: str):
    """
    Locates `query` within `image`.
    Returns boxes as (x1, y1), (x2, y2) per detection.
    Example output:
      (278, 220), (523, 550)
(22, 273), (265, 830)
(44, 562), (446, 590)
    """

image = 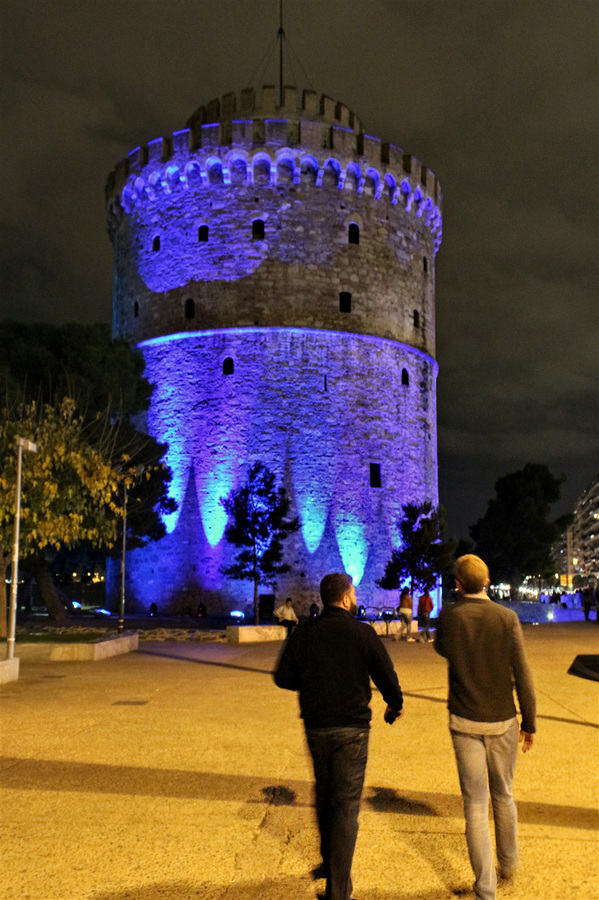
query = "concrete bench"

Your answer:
(226, 624), (287, 644)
